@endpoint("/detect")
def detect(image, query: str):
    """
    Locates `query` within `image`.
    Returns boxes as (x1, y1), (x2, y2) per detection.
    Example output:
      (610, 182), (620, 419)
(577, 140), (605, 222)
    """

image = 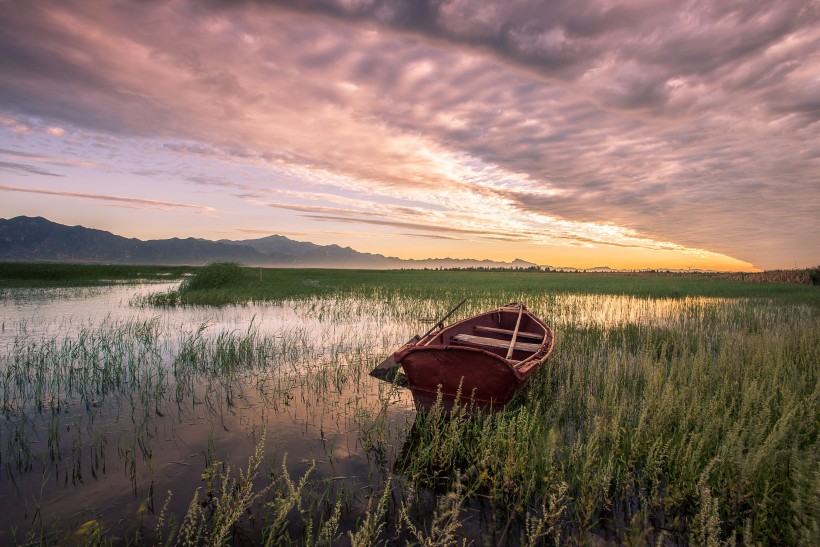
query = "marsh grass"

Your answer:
(0, 276), (817, 544)
(394, 303), (818, 543)
(0, 263), (192, 287)
(179, 262), (245, 292)
(140, 267), (820, 307)
(810, 265), (820, 286)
